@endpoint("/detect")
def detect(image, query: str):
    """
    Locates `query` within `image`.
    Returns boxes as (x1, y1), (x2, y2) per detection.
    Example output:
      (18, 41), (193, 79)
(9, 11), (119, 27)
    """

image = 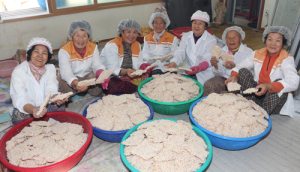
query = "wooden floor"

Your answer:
(209, 23), (265, 51)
